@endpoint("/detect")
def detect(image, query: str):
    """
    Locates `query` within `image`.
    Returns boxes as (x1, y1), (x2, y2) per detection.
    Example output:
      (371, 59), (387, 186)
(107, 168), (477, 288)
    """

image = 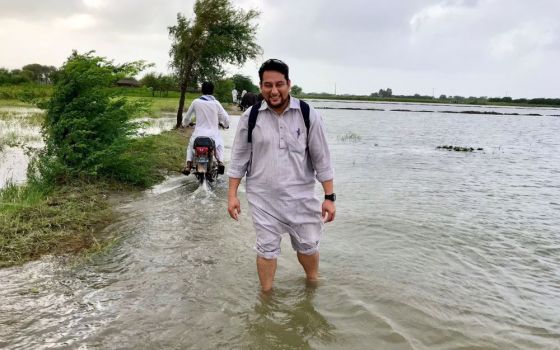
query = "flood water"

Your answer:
(0, 109), (175, 188)
(0, 107), (43, 188)
(1, 101), (560, 349)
